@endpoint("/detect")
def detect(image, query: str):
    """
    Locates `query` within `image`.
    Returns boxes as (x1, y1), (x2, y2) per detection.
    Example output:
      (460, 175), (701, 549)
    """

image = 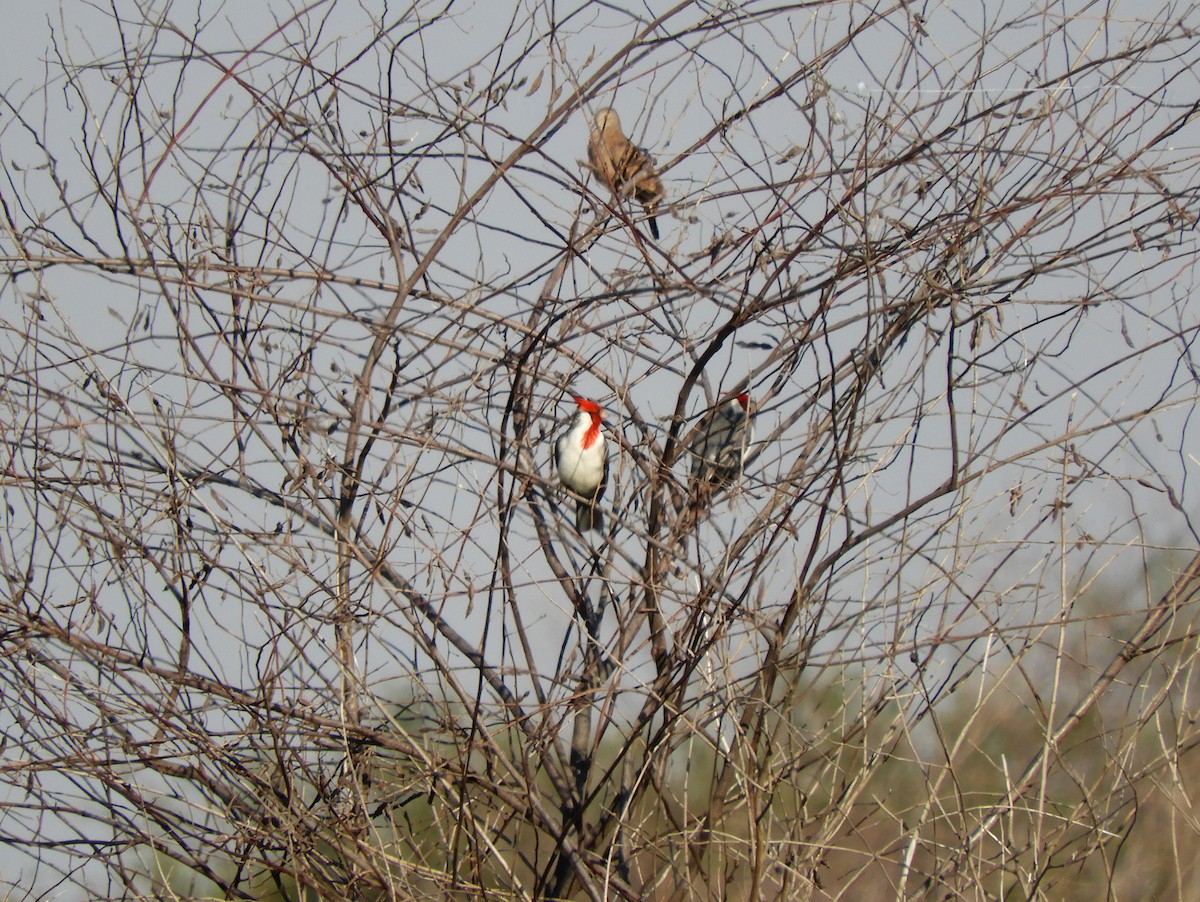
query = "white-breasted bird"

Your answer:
(587, 107), (664, 239)
(689, 392), (754, 488)
(555, 396), (609, 532)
